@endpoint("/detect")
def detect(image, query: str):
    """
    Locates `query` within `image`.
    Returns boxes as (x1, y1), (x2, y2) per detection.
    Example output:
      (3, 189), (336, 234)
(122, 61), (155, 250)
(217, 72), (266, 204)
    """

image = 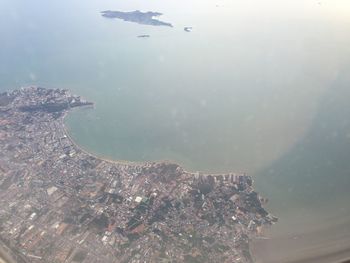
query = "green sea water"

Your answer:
(1, 0), (350, 261)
